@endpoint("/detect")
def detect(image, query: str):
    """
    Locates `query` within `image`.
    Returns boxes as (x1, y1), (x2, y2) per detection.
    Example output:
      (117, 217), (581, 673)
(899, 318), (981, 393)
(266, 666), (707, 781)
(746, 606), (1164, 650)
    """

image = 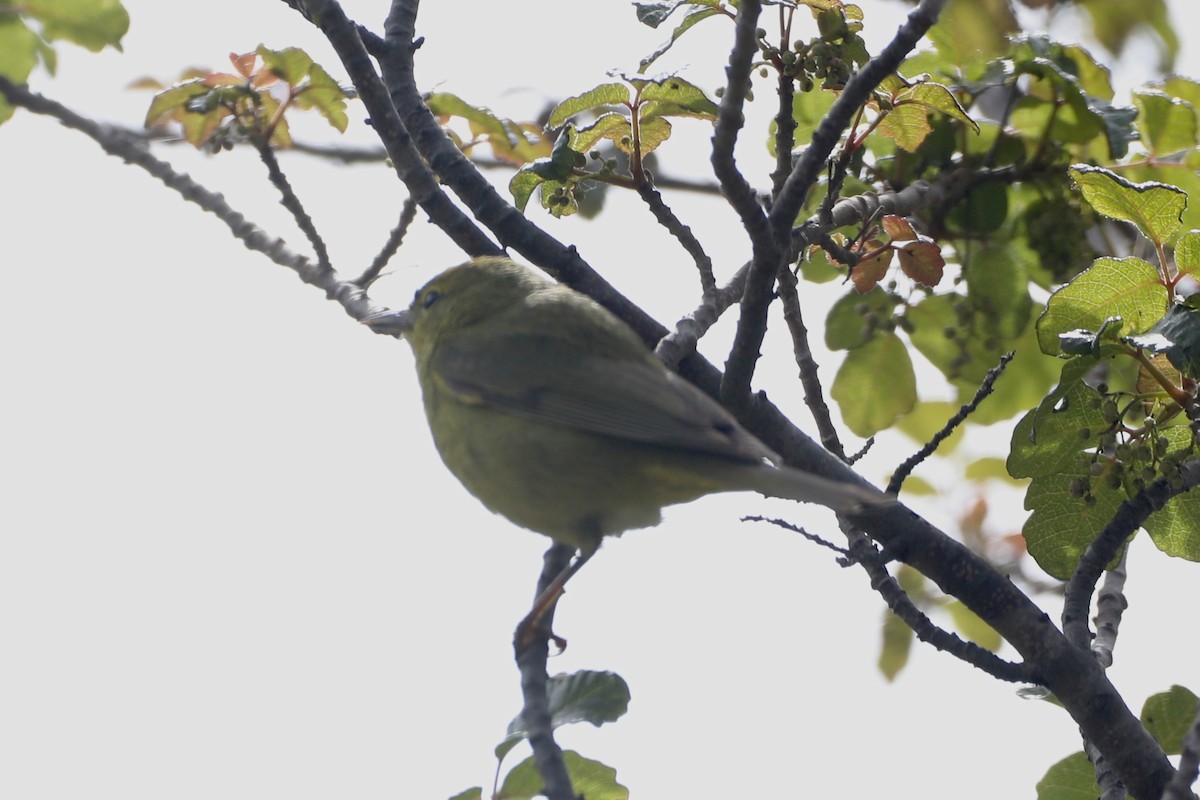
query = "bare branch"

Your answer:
(256, 143), (333, 272)
(636, 180), (717, 294)
(888, 352), (1015, 495)
(353, 196), (419, 288)
(514, 544), (579, 800)
(845, 531), (1038, 684)
(299, 0), (502, 258)
(777, 266), (847, 458)
(712, 0), (787, 409)
(0, 76), (373, 320)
